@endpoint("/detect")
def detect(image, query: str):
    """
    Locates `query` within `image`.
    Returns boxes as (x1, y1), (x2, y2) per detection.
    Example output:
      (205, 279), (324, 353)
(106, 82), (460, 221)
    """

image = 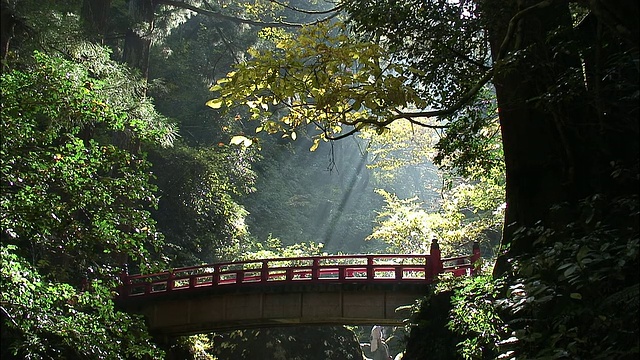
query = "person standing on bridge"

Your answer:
(370, 325), (391, 360)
